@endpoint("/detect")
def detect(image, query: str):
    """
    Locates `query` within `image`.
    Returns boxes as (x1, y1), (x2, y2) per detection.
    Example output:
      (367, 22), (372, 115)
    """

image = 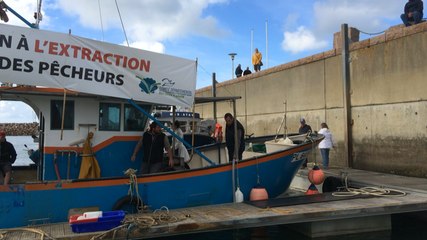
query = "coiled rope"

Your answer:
(0, 228), (55, 240)
(332, 175), (407, 197)
(90, 206), (188, 240)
